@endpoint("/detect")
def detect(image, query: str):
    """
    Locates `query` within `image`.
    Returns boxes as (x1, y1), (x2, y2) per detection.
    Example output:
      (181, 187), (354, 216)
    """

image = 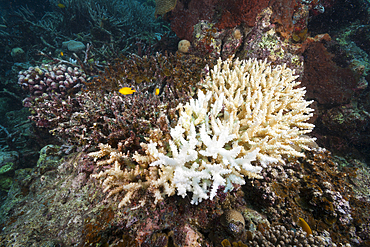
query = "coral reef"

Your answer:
(239, 7), (305, 74)
(2, 1), (370, 247)
(86, 52), (209, 96)
(199, 58), (315, 162)
(242, 147), (370, 245)
(91, 57), (315, 206)
(0, 0), (169, 78)
(0, 151), (18, 192)
(192, 21), (223, 59)
(0, 148), (110, 247)
(221, 28), (244, 60)
(26, 85), (178, 149)
(23, 52), (208, 148)
(168, 0), (270, 41)
(1, 132), (370, 246)
(169, 0), (216, 41)
(304, 17), (370, 161)
(320, 102), (370, 152)
(0, 146), (227, 246)
(168, 0), (331, 45)
(190, 7), (305, 74)
(89, 141), (173, 207)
